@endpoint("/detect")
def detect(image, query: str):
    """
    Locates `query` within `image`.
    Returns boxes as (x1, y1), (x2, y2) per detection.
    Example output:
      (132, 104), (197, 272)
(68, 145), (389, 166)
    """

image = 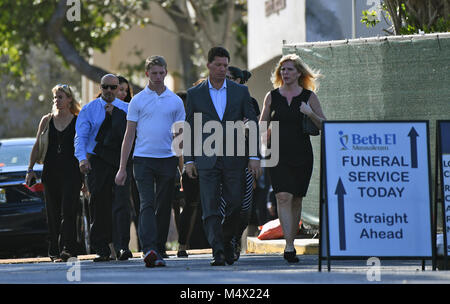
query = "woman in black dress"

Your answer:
(225, 66), (260, 261)
(26, 84), (82, 262)
(259, 54), (326, 263)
